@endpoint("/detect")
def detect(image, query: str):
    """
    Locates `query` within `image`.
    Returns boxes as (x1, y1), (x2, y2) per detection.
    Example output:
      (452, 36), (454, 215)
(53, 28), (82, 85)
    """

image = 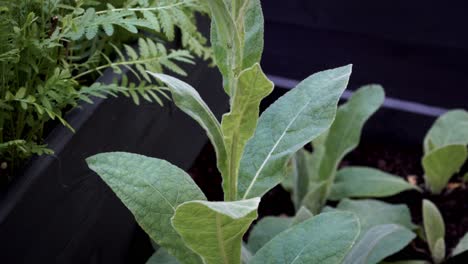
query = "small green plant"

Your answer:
(421, 199), (468, 263)
(422, 110), (468, 193)
(86, 0), (368, 263)
(0, 0), (210, 171)
(282, 85), (420, 213)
